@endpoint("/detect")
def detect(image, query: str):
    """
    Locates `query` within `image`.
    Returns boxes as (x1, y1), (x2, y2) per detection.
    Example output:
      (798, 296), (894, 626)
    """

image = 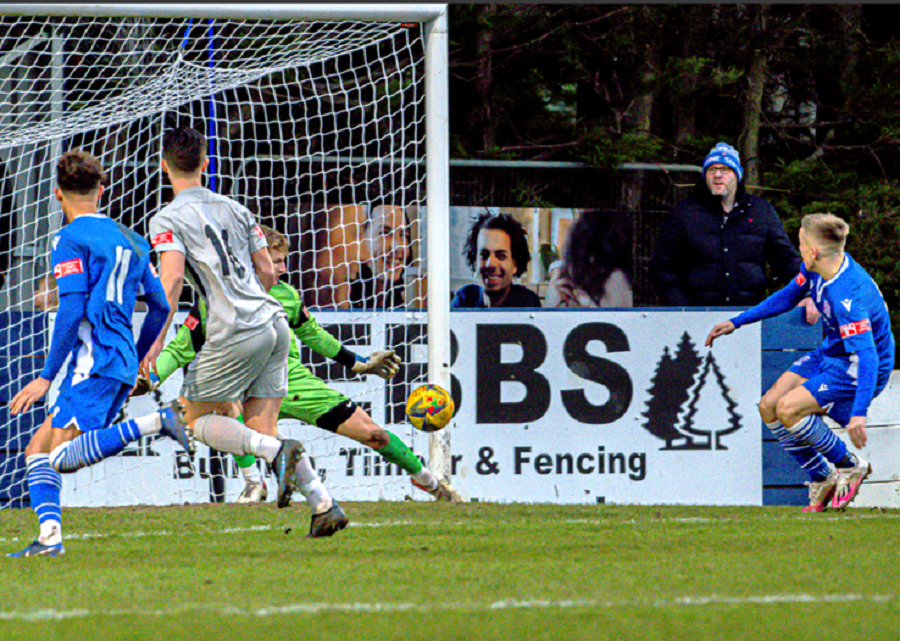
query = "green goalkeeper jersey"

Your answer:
(155, 281), (343, 385)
